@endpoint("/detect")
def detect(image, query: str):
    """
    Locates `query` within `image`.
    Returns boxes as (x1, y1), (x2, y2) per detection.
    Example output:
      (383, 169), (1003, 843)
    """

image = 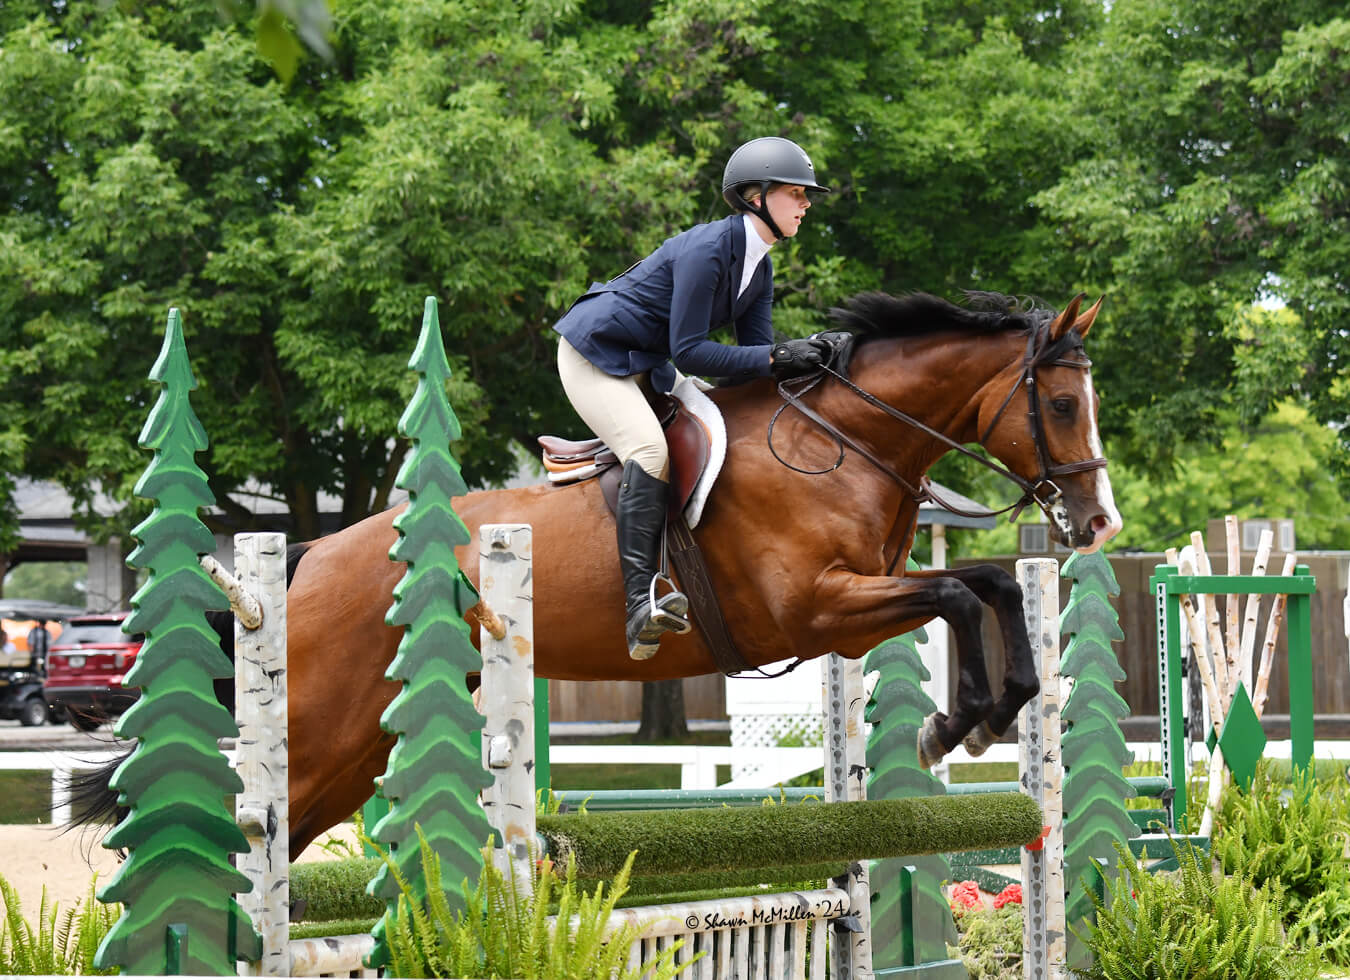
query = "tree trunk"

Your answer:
(636, 679), (688, 741)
